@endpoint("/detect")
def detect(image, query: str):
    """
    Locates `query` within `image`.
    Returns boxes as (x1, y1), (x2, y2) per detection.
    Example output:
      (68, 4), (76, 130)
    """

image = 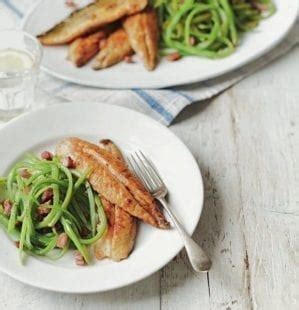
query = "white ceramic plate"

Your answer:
(0, 102), (203, 293)
(21, 0), (297, 89)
